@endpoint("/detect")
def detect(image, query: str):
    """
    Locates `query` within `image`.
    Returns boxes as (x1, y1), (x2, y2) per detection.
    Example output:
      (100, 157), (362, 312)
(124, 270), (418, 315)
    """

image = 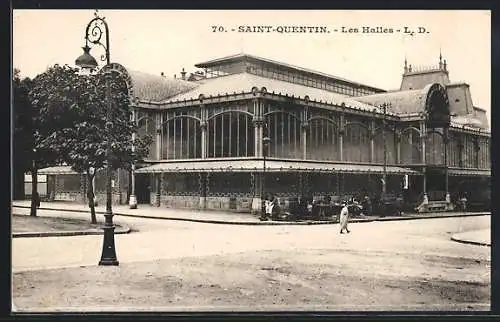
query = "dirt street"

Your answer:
(13, 247), (489, 311)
